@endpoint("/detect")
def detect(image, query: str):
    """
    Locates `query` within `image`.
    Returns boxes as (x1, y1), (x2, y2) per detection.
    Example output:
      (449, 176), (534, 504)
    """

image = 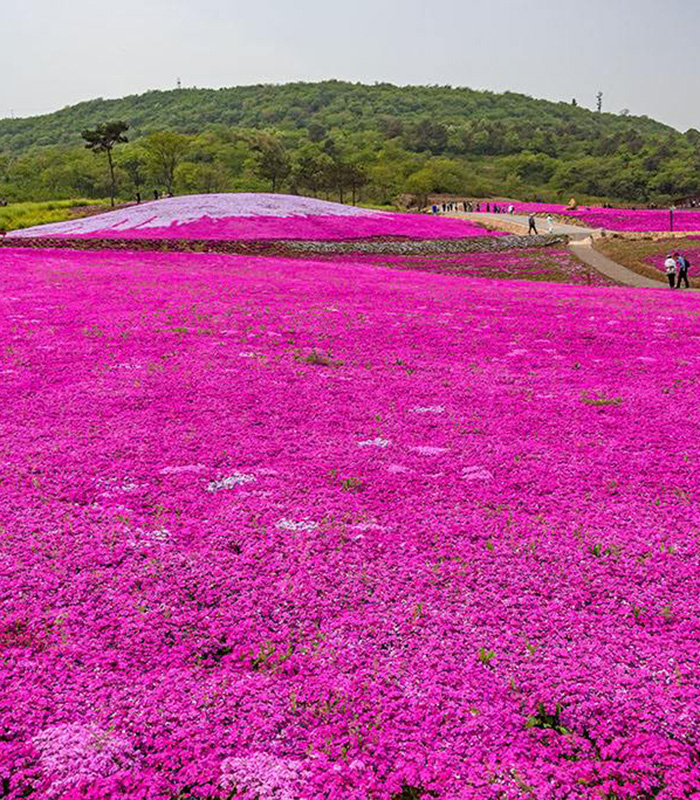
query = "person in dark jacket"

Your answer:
(676, 252), (690, 288)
